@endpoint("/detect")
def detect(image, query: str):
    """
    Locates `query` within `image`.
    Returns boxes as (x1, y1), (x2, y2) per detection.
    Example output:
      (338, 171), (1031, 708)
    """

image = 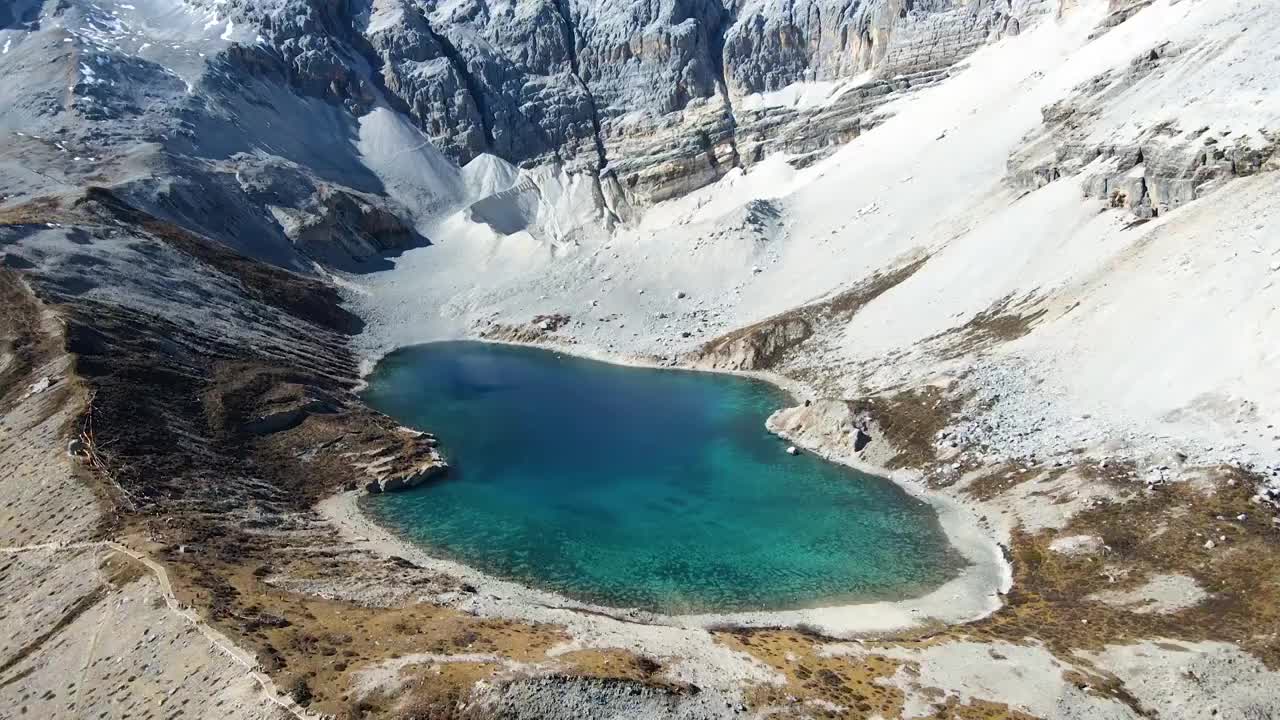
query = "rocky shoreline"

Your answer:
(325, 336), (1013, 638)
